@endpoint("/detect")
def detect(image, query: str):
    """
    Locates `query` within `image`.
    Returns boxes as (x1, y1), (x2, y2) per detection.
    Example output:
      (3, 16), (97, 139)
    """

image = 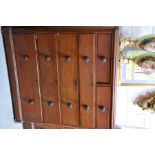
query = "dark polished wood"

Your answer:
(96, 33), (113, 84)
(111, 27), (119, 129)
(37, 33), (61, 124)
(13, 34), (43, 122)
(23, 122), (34, 129)
(2, 26), (116, 34)
(2, 26), (117, 129)
(2, 32), (22, 122)
(79, 34), (96, 128)
(58, 33), (79, 126)
(96, 87), (111, 129)
(33, 123), (79, 129)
